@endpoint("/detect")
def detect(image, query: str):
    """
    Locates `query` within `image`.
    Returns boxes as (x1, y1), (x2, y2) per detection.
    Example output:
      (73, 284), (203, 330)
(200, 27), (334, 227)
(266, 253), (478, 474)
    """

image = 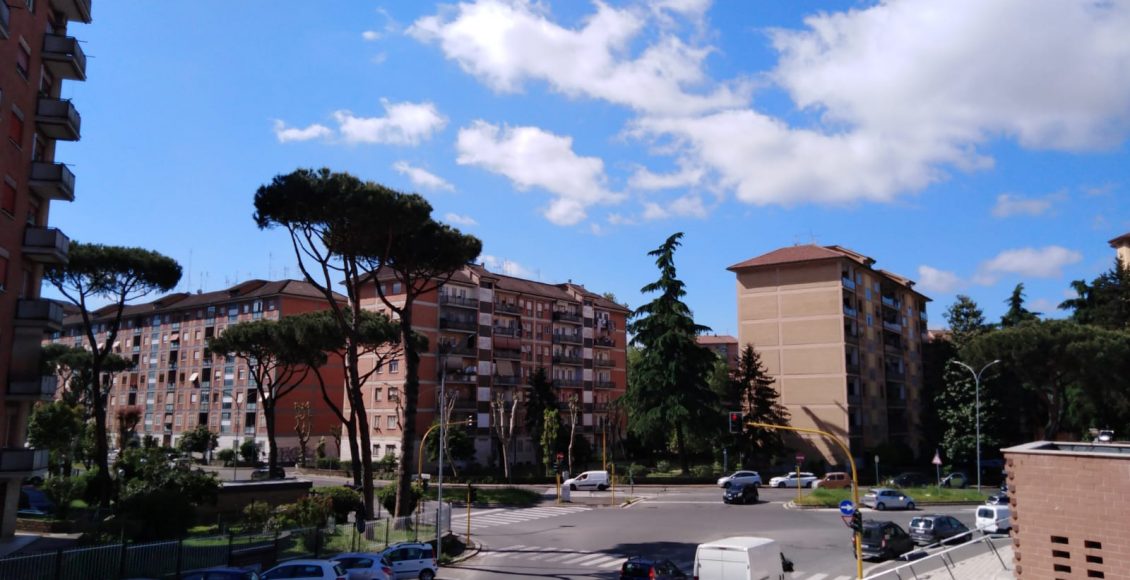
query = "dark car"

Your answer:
(723, 482), (760, 505)
(889, 472), (930, 488)
(986, 493), (1009, 506)
(620, 557), (686, 579)
(250, 466), (286, 480)
(18, 486), (55, 517)
(854, 521), (915, 561)
(940, 472), (969, 488)
(908, 515), (971, 546)
(181, 567), (260, 580)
